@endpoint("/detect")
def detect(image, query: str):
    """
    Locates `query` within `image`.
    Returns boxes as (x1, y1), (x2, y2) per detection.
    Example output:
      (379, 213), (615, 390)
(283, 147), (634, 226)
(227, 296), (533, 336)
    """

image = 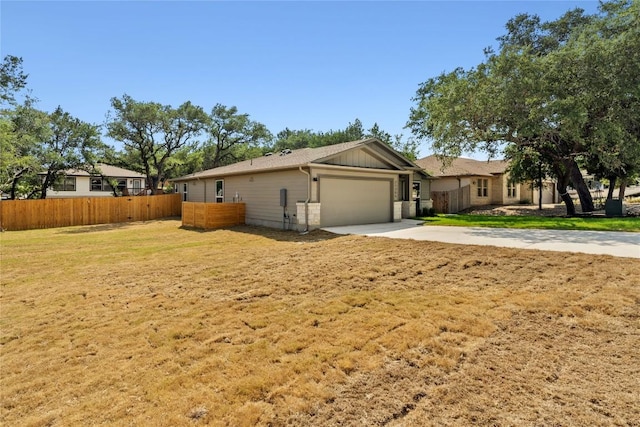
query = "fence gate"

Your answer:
(430, 185), (471, 213)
